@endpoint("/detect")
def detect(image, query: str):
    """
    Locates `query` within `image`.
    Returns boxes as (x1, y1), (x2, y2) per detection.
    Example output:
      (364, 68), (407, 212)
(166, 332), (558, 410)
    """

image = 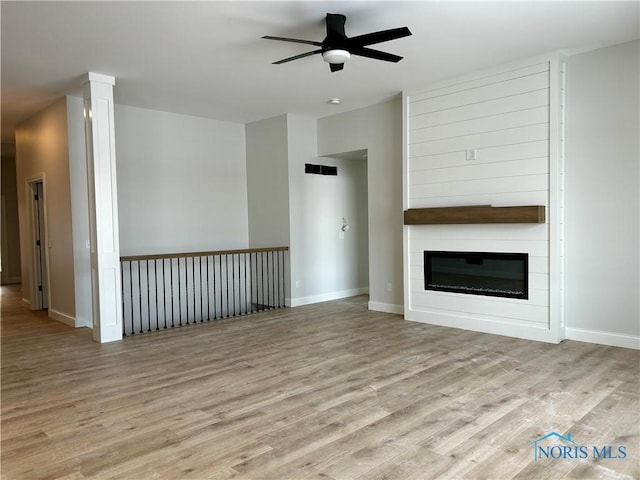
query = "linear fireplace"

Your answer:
(424, 251), (528, 299)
